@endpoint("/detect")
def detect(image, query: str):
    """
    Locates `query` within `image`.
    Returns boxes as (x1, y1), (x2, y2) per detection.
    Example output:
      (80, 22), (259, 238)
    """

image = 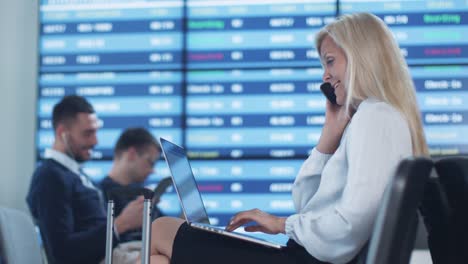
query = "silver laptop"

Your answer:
(159, 137), (285, 249)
